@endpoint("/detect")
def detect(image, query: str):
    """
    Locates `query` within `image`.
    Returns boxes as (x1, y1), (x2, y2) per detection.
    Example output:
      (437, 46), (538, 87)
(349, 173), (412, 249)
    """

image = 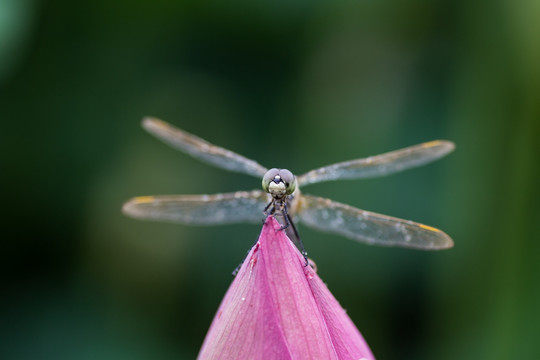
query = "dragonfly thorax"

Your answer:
(262, 168), (297, 199)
